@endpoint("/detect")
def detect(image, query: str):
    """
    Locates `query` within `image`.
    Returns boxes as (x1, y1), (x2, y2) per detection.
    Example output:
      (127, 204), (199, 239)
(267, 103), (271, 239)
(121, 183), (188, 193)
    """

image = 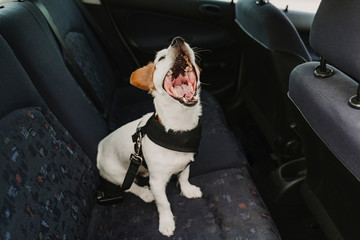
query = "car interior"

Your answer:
(0, 0), (357, 239)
